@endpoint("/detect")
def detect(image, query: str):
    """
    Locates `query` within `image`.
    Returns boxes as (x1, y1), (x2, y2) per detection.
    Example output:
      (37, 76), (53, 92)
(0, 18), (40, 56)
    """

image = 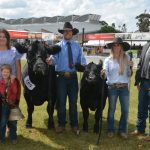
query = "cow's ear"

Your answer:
(46, 45), (61, 55)
(98, 59), (103, 66)
(75, 63), (85, 72)
(97, 60), (103, 70)
(14, 43), (28, 54)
